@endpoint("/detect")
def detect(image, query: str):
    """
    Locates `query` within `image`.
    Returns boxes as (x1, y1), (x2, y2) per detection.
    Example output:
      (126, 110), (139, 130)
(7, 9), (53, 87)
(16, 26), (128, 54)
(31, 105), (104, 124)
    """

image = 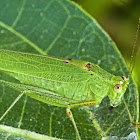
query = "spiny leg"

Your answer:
(0, 92), (24, 121)
(66, 107), (81, 140)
